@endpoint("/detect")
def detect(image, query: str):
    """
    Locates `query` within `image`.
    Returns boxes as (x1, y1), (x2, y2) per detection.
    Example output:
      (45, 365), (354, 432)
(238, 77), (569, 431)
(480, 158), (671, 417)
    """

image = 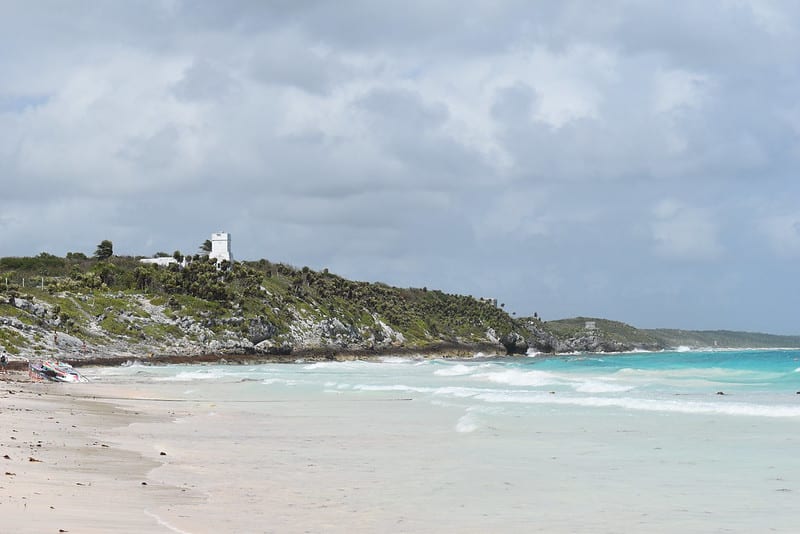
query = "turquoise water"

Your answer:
(91, 348), (800, 419)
